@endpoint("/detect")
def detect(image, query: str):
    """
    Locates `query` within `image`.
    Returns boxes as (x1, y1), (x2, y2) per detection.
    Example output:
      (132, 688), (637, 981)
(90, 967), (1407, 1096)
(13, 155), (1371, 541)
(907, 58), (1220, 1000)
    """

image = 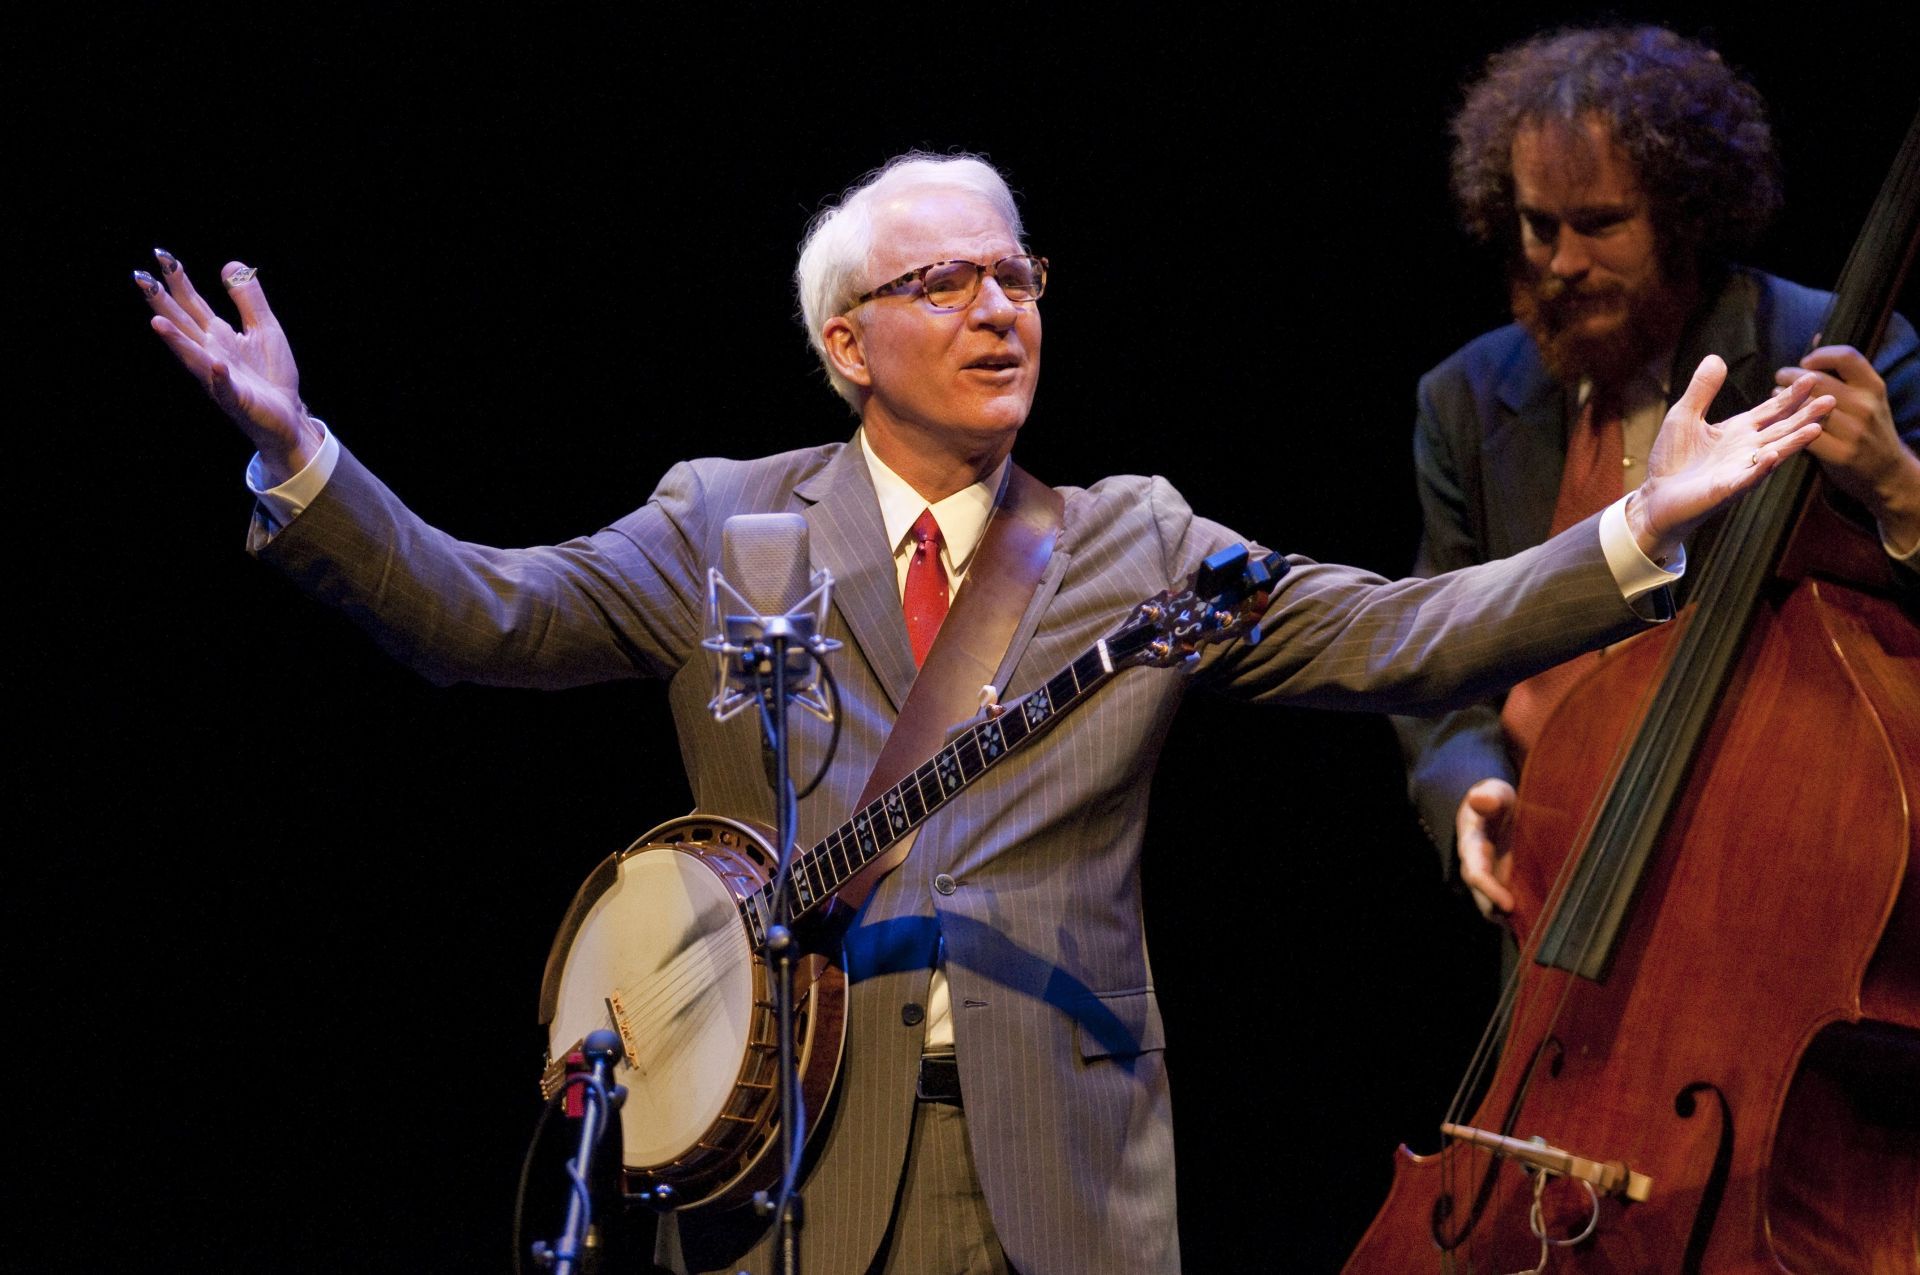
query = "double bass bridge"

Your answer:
(1441, 1121), (1653, 1202)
